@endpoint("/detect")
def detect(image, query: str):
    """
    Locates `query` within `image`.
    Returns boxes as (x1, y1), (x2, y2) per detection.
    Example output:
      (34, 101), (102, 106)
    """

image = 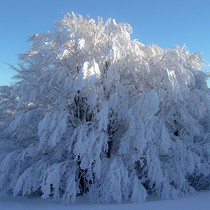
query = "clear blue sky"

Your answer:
(0, 0), (210, 86)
